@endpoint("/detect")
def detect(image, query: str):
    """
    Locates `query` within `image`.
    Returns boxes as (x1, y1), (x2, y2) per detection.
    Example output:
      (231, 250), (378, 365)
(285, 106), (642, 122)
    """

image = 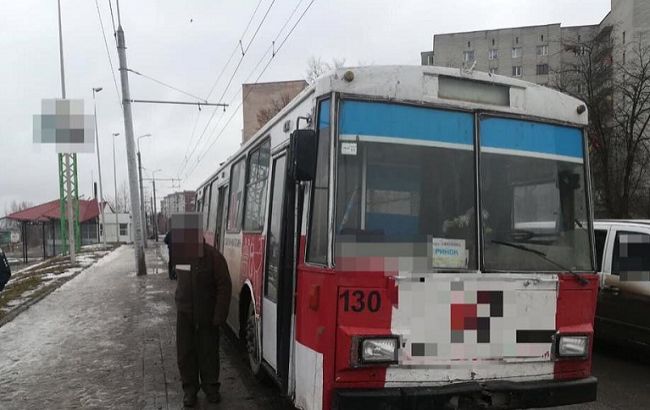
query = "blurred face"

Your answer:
(170, 213), (204, 264)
